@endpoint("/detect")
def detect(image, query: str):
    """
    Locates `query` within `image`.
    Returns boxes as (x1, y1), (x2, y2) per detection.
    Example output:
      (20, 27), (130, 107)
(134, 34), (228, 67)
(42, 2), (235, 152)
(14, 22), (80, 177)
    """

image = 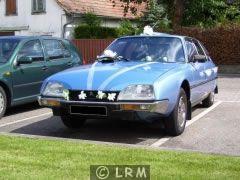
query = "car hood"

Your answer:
(49, 61), (180, 91)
